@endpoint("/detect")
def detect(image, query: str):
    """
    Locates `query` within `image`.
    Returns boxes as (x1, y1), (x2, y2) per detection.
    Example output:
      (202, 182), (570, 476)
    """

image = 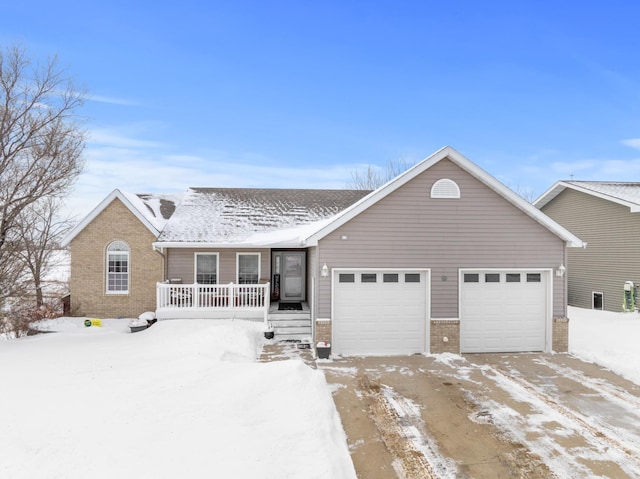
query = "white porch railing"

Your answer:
(156, 282), (270, 323)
